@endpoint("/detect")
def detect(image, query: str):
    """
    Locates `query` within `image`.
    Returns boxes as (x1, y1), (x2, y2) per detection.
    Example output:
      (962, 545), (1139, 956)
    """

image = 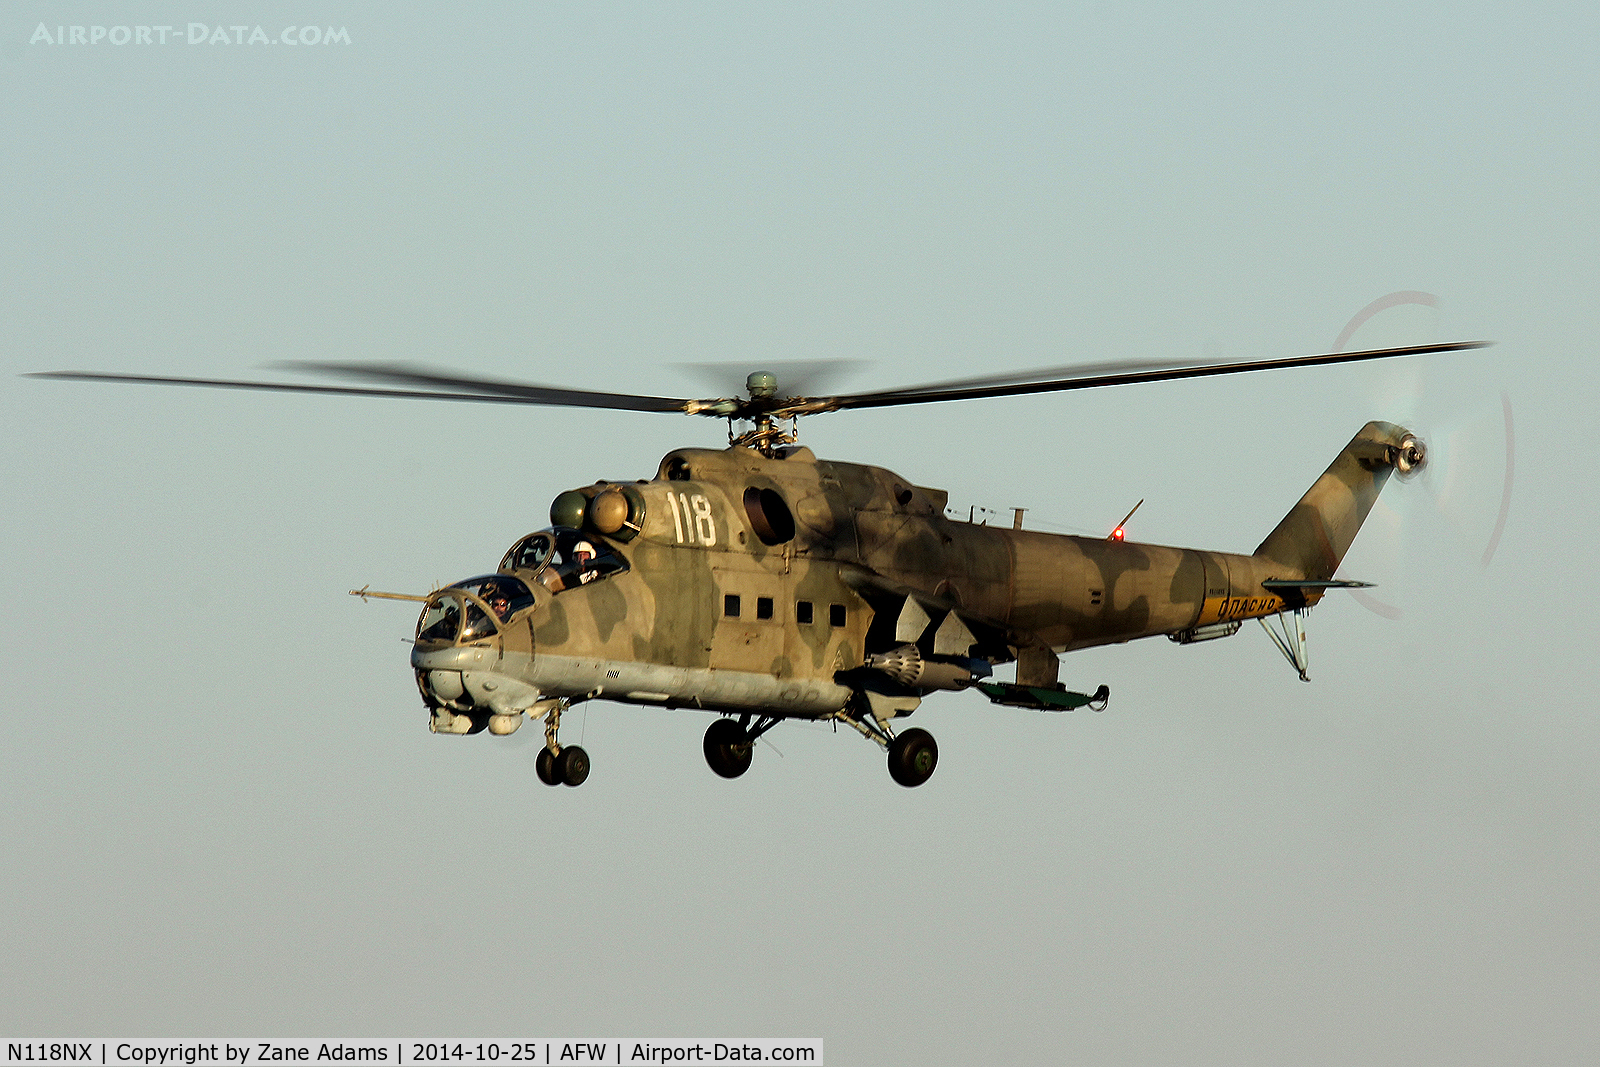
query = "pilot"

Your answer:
(571, 541), (599, 584)
(480, 581), (513, 619)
